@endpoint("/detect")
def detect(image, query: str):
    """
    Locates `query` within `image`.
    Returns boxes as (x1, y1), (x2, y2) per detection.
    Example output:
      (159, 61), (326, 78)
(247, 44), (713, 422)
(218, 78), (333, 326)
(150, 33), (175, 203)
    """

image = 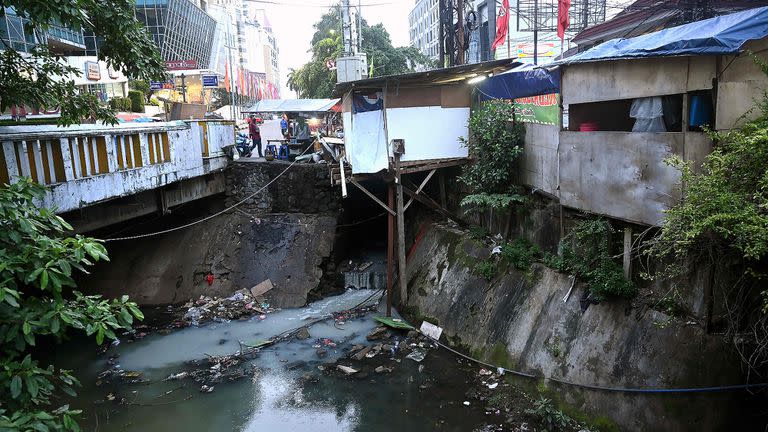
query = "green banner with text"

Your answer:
(513, 93), (559, 126)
